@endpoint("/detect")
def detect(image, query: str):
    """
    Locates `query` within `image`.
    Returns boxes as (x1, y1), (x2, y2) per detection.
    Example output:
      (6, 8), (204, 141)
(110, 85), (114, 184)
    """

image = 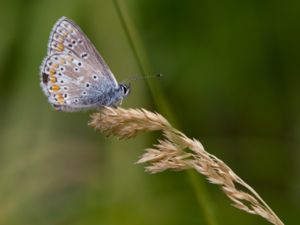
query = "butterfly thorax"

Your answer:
(95, 83), (130, 107)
